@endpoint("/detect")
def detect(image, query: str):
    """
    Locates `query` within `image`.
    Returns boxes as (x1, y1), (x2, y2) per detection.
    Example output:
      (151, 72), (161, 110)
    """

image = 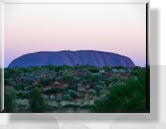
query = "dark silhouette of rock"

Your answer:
(8, 50), (135, 68)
